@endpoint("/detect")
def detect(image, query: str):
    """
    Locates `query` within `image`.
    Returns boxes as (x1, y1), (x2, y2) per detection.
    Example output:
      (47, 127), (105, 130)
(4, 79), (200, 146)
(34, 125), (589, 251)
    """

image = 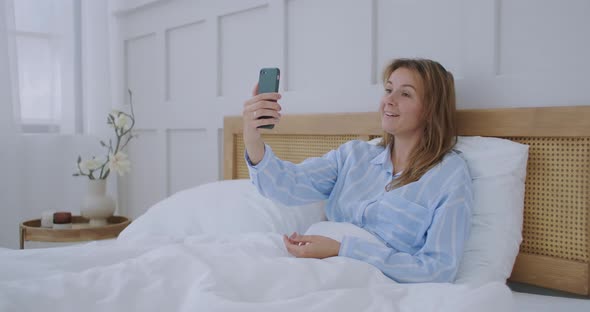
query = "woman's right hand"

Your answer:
(242, 83), (282, 165)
